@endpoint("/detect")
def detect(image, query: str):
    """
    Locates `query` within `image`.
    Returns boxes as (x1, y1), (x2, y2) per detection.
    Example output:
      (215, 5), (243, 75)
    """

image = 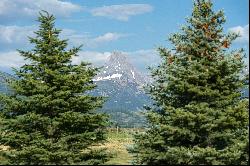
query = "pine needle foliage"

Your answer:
(131, 0), (249, 165)
(0, 11), (110, 165)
